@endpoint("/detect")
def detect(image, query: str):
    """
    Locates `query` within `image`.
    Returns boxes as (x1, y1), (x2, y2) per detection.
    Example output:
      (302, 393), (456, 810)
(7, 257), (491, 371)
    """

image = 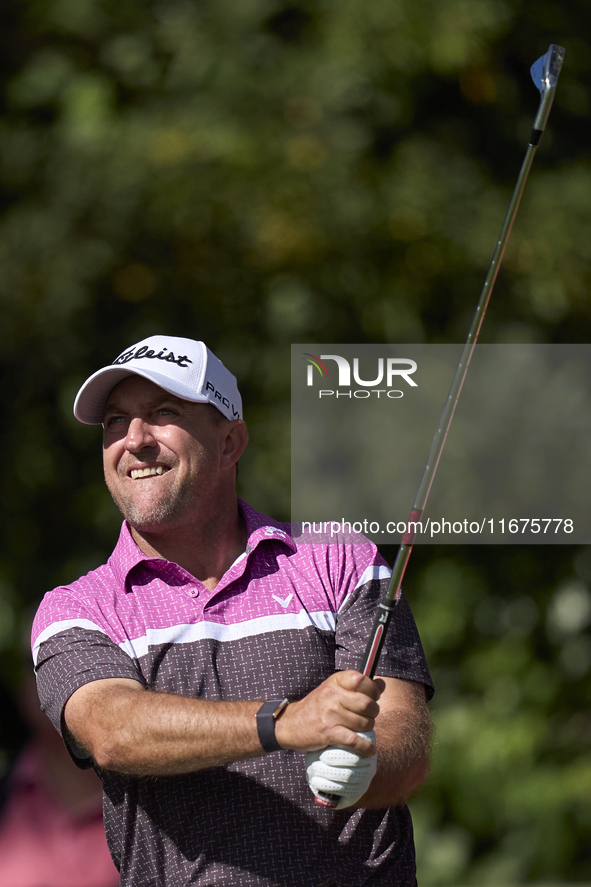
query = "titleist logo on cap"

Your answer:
(113, 345), (193, 368)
